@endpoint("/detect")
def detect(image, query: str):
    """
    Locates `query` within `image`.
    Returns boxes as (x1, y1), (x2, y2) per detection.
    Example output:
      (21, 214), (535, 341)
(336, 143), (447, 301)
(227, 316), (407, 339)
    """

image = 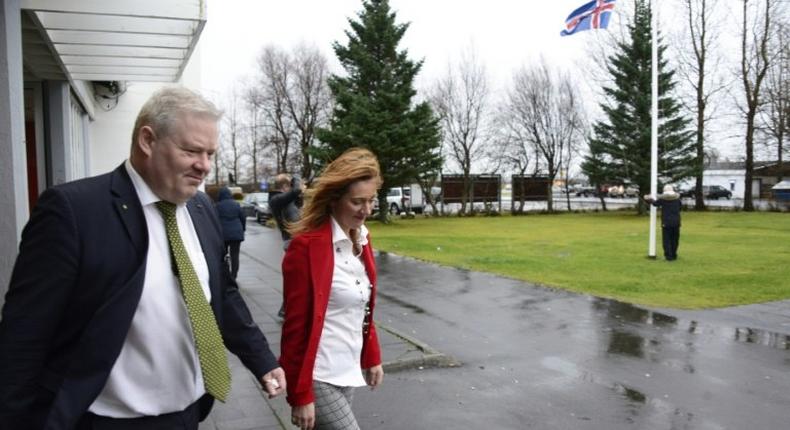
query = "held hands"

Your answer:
(260, 367), (286, 399)
(364, 364), (384, 389)
(292, 403), (315, 430)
